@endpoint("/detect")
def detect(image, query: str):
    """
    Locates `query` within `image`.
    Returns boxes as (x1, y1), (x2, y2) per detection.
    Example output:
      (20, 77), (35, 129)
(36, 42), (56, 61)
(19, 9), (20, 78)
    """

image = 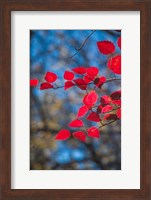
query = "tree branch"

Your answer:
(48, 78), (121, 90)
